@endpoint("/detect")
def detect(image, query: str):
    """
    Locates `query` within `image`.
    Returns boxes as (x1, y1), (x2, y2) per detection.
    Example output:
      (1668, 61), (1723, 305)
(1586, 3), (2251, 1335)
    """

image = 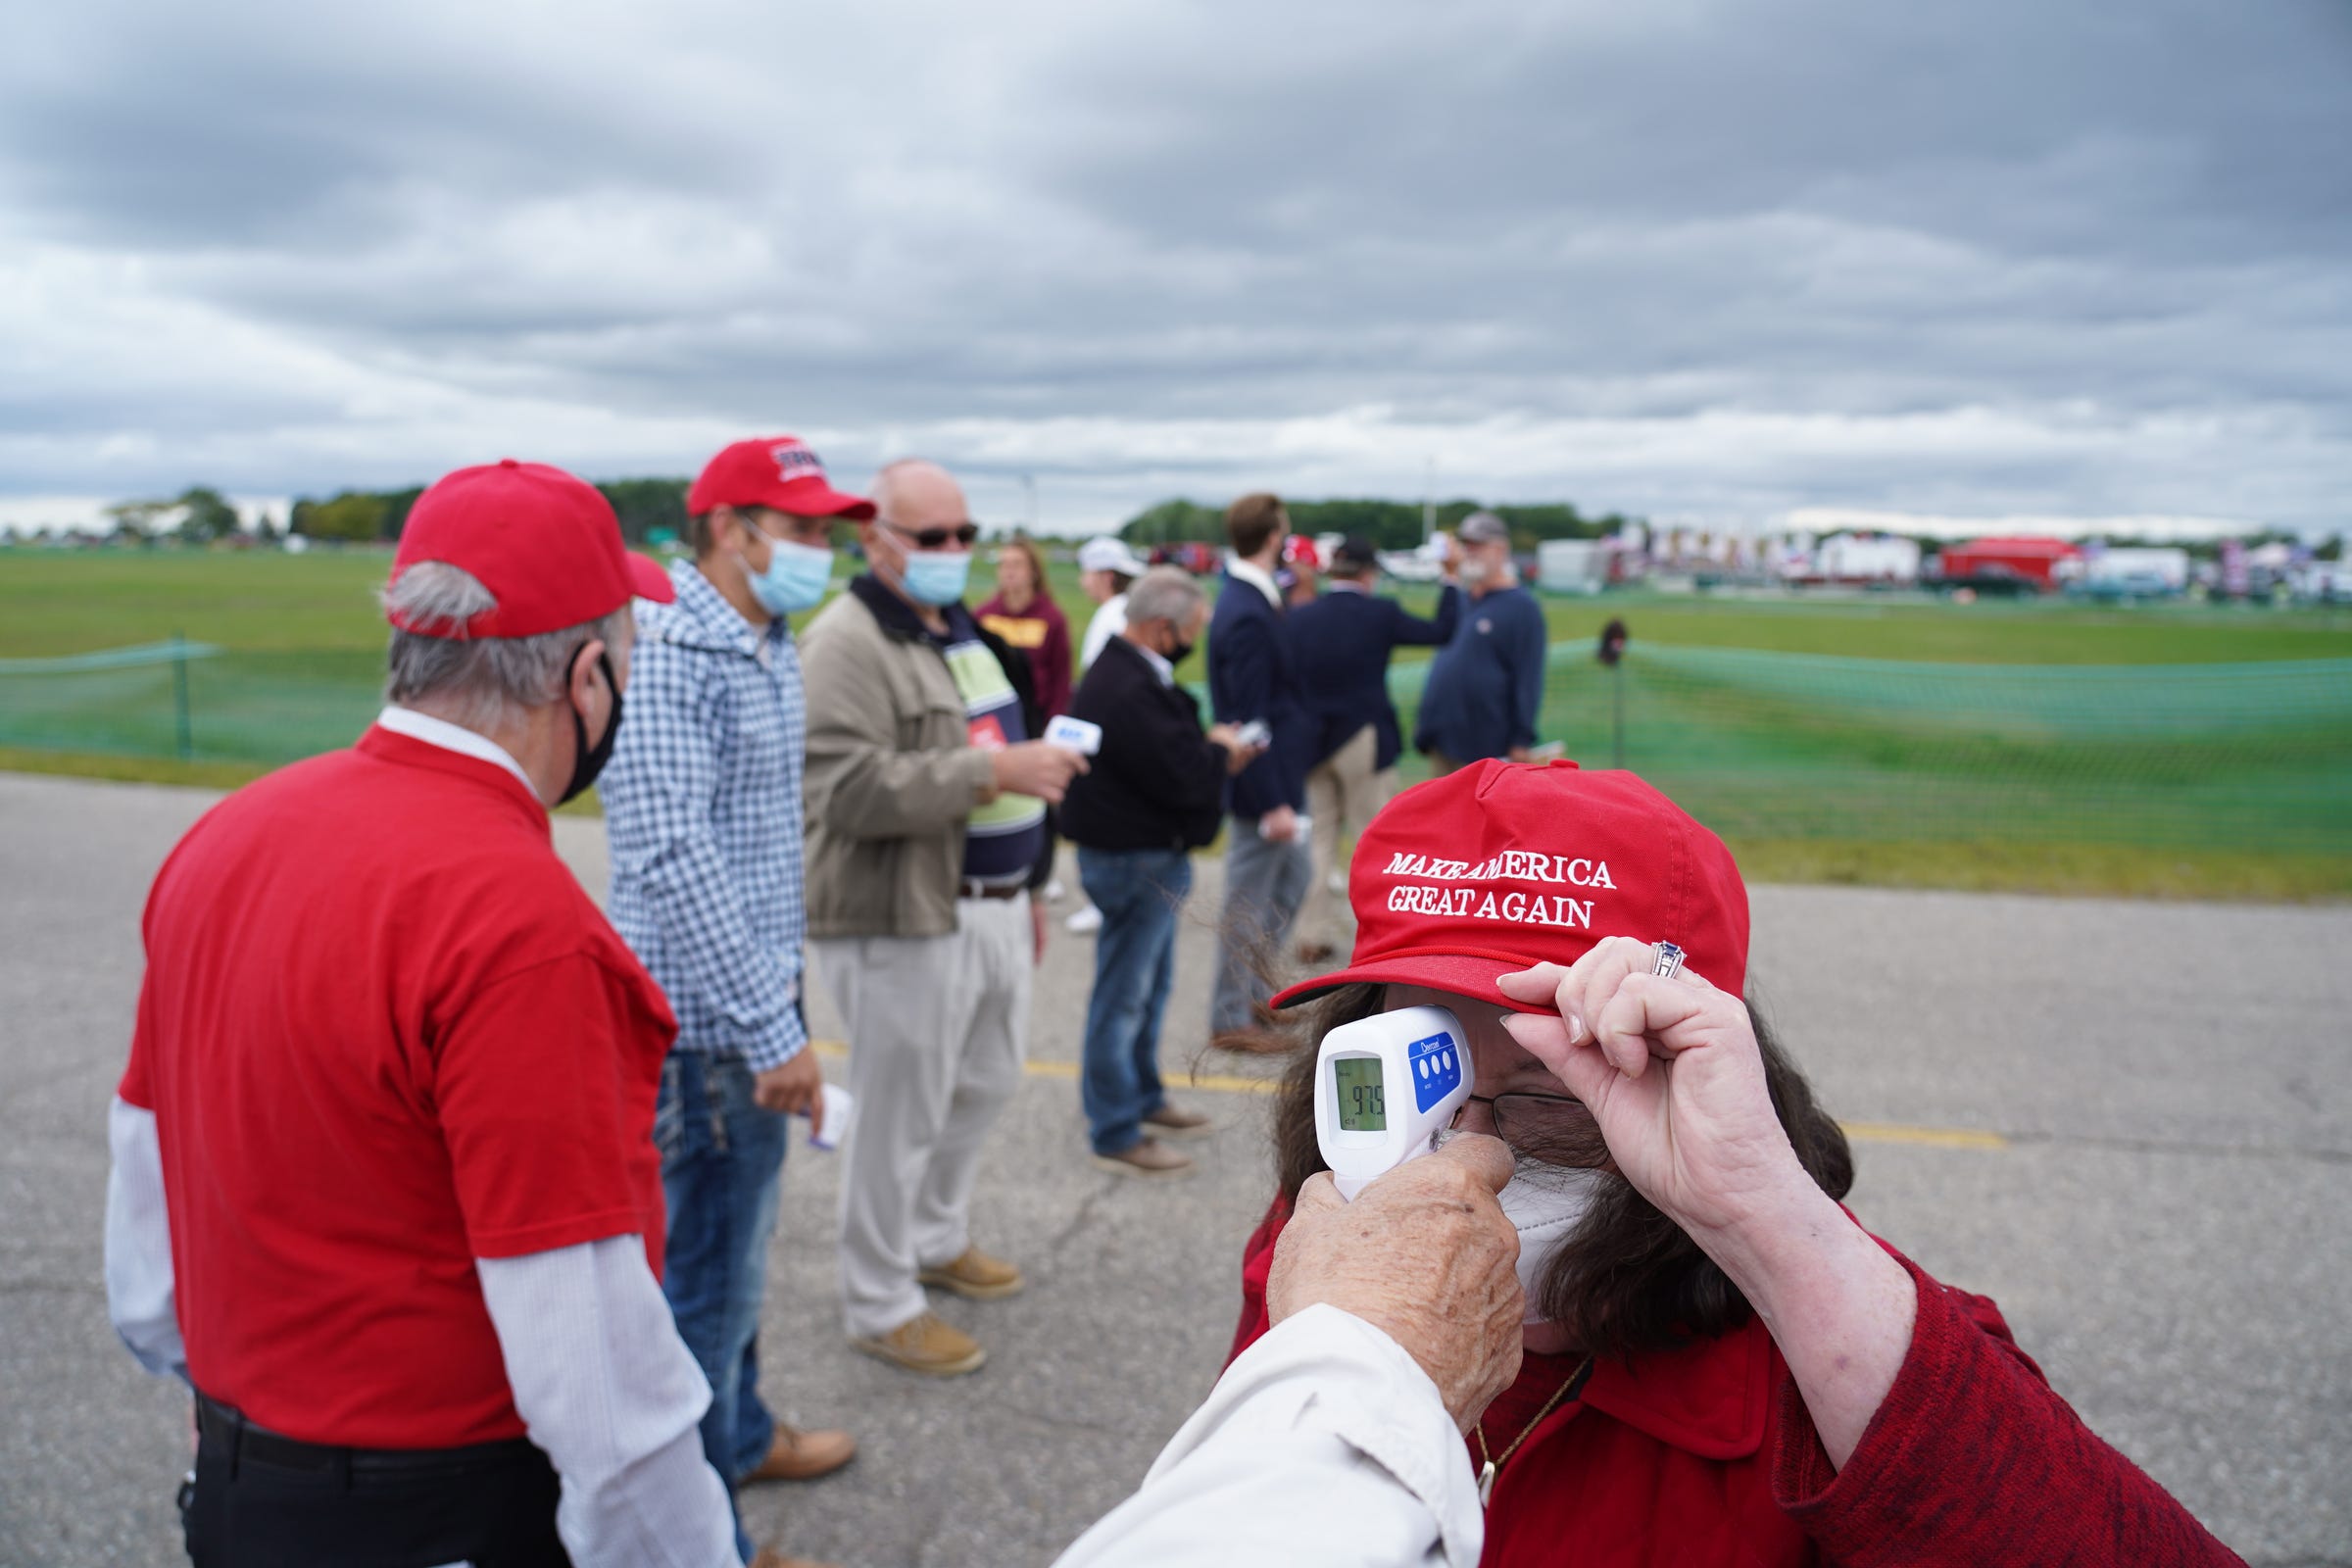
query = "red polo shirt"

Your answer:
(119, 726), (676, 1448)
